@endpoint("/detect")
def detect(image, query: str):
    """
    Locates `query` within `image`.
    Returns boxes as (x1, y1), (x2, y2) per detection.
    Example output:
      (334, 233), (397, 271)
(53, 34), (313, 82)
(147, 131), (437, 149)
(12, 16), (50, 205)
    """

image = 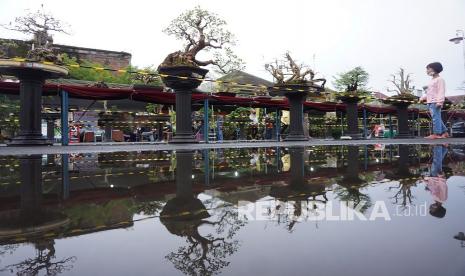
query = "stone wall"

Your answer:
(0, 38), (131, 69)
(54, 44), (131, 69)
